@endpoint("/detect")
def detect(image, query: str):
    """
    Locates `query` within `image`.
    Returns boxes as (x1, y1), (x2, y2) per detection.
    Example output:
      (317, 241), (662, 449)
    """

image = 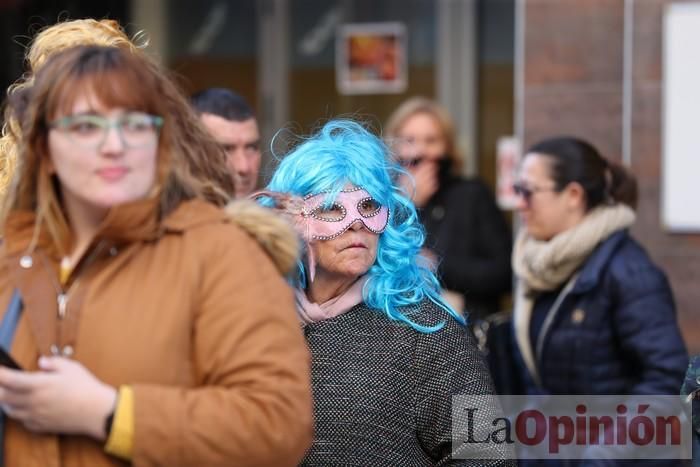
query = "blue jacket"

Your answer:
(515, 230), (687, 395)
(513, 230), (688, 467)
